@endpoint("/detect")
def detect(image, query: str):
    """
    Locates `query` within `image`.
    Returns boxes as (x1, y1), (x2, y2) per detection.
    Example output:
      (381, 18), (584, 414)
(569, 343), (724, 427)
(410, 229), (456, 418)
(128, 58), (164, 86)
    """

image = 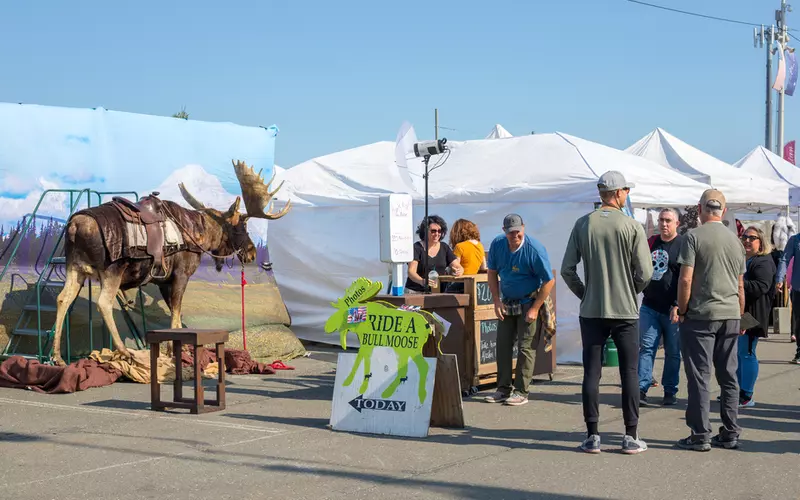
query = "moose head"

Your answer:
(178, 160), (292, 271)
